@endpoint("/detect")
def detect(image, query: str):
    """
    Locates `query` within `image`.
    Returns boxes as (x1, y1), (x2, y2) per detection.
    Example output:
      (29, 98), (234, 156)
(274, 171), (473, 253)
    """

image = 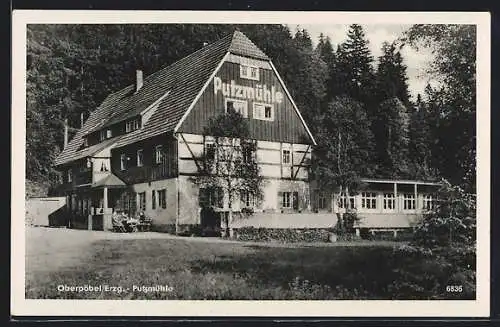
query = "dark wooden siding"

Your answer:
(111, 133), (178, 184)
(179, 61), (313, 145)
(87, 116), (140, 147)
